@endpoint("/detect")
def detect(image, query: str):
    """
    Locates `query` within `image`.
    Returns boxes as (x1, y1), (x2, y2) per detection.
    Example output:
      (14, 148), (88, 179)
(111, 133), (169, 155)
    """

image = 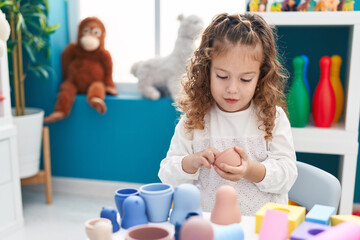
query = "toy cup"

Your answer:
(121, 195), (148, 229)
(214, 147), (241, 168)
(211, 185), (241, 225)
(100, 206), (120, 232)
(125, 225), (172, 240)
(180, 216), (214, 240)
(214, 224), (244, 240)
(114, 187), (139, 218)
(139, 183), (174, 222)
(170, 184), (202, 225)
(85, 218), (112, 240)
